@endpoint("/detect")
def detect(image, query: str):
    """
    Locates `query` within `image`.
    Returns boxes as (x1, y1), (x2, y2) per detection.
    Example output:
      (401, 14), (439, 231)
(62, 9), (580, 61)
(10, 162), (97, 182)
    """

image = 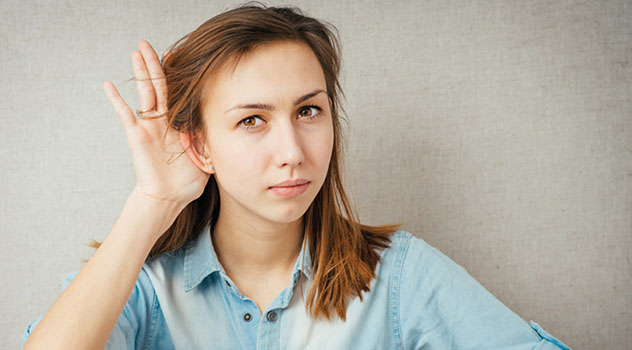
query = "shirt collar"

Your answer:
(183, 220), (313, 292)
